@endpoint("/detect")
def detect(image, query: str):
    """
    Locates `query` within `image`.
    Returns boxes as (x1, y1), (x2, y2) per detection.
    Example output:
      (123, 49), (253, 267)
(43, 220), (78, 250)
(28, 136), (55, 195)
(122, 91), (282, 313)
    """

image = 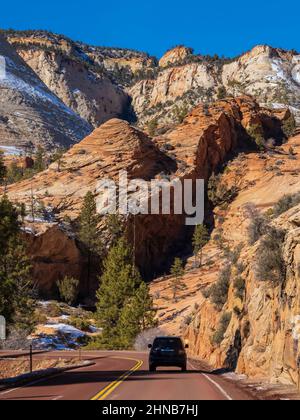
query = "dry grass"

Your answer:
(0, 357), (78, 380)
